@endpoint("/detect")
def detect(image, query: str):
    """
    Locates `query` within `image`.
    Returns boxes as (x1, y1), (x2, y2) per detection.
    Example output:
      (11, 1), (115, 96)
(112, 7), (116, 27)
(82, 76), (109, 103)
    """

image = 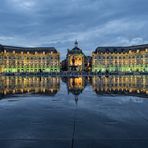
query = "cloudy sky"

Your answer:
(0, 0), (148, 59)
